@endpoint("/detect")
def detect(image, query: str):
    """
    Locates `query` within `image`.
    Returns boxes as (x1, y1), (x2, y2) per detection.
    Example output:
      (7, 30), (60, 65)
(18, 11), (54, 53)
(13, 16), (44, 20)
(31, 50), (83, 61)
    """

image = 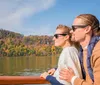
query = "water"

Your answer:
(0, 56), (58, 76)
(0, 56), (59, 85)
